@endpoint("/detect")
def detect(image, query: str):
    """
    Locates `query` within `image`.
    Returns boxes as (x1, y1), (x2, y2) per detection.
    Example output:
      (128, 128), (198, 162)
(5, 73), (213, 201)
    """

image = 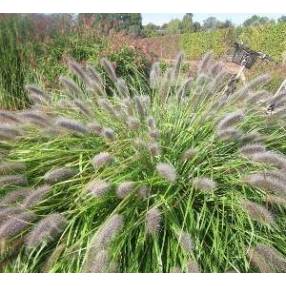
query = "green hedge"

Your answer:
(181, 23), (286, 61)
(181, 28), (236, 59)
